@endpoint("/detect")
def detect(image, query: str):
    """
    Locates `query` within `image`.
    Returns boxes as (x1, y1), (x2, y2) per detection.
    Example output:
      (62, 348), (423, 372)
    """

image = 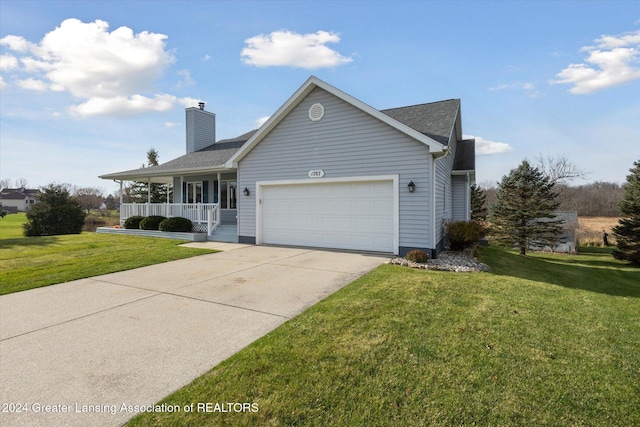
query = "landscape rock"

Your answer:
(389, 249), (490, 272)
